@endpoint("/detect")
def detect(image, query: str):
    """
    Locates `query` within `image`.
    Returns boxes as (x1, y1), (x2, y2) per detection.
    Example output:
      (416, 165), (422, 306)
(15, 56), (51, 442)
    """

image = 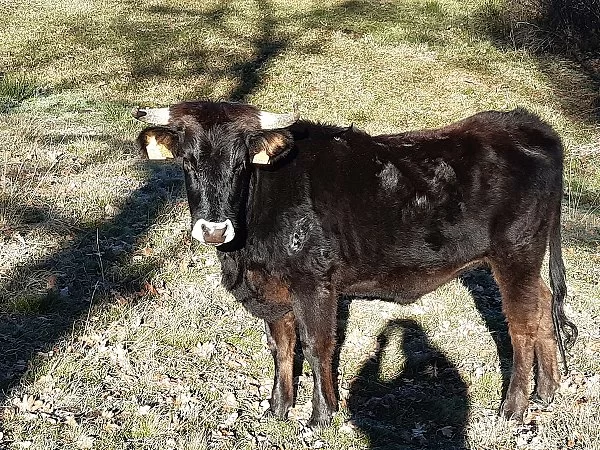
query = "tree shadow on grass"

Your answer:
(40, 0), (463, 102)
(0, 156), (185, 394)
(460, 268), (512, 400)
(347, 319), (469, 449)
(467, 4), (600, 125)
(109, 0), (287, 102)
